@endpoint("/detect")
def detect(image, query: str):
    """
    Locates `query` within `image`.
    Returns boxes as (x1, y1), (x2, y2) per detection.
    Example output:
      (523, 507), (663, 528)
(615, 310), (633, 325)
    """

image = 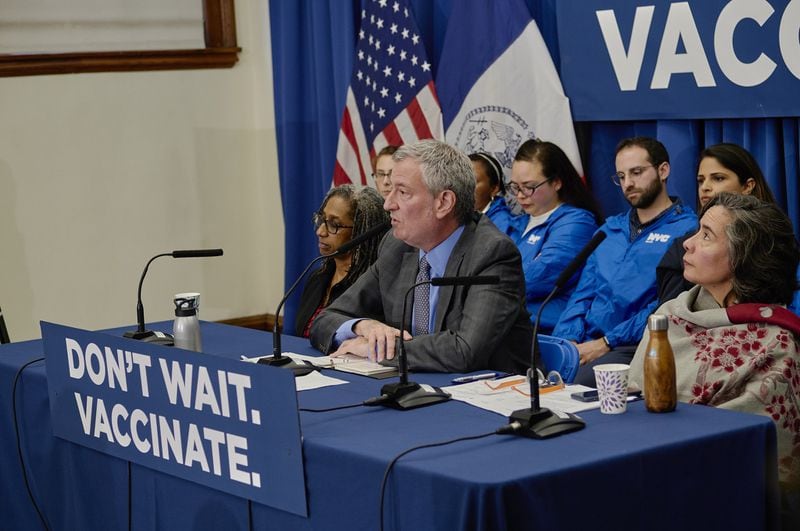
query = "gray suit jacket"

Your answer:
(309, 214), (532, 373)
